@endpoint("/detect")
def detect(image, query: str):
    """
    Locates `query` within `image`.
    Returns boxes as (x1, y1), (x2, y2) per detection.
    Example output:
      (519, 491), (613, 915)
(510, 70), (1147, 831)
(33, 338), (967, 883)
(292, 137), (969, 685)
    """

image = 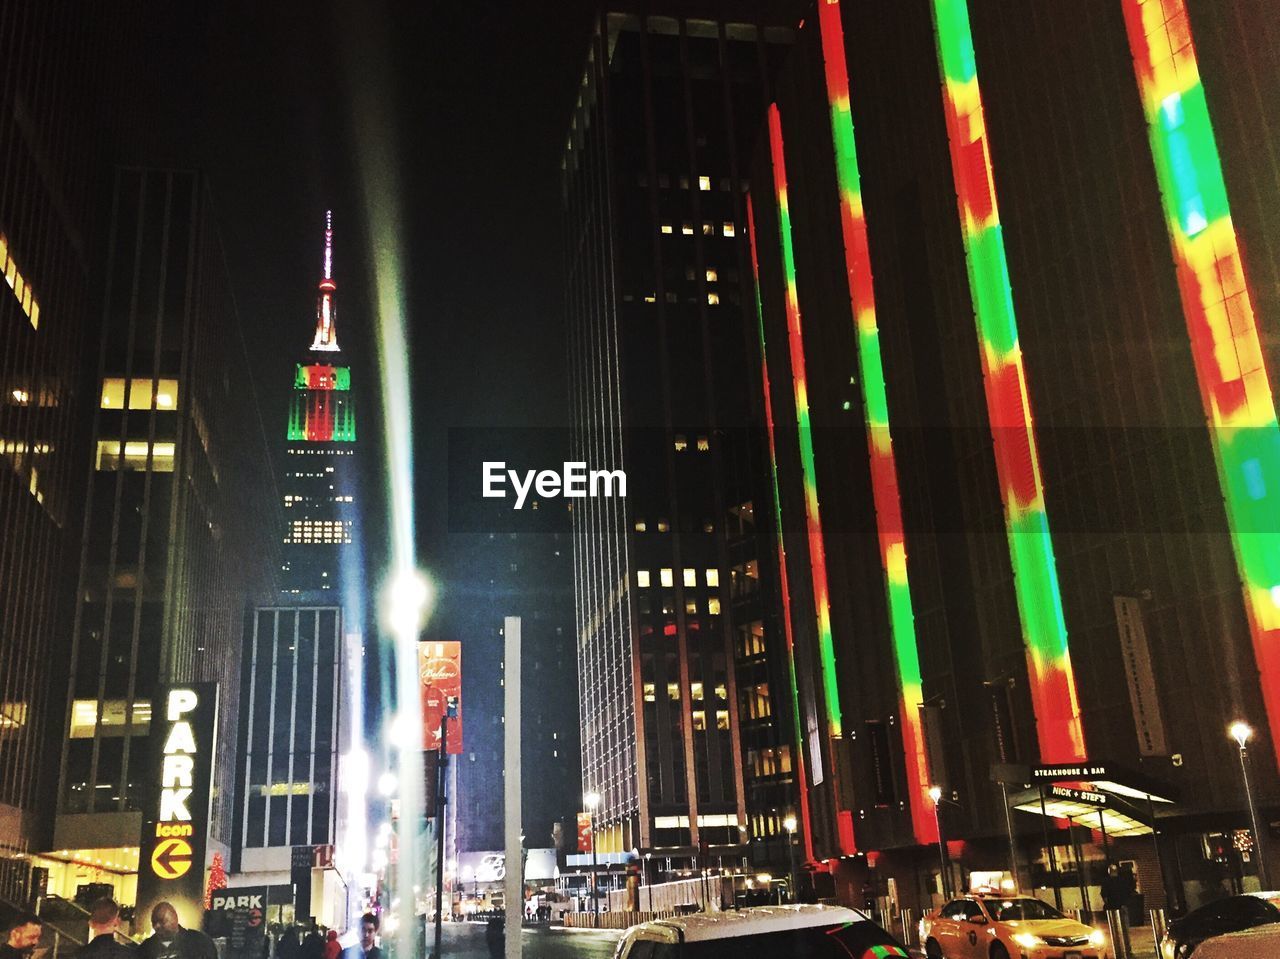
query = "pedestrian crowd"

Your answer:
(0, 903), (383, 959)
